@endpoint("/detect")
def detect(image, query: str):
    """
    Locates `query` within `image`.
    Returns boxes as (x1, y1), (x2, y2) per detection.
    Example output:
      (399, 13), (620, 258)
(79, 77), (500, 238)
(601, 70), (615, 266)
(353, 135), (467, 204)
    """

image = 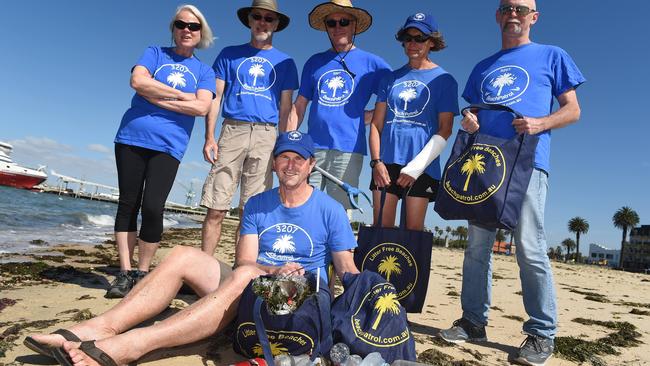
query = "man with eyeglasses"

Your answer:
(290, 0), (390, 217)
(199, 0), (299, 256)
(439, 1), (585, 365)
